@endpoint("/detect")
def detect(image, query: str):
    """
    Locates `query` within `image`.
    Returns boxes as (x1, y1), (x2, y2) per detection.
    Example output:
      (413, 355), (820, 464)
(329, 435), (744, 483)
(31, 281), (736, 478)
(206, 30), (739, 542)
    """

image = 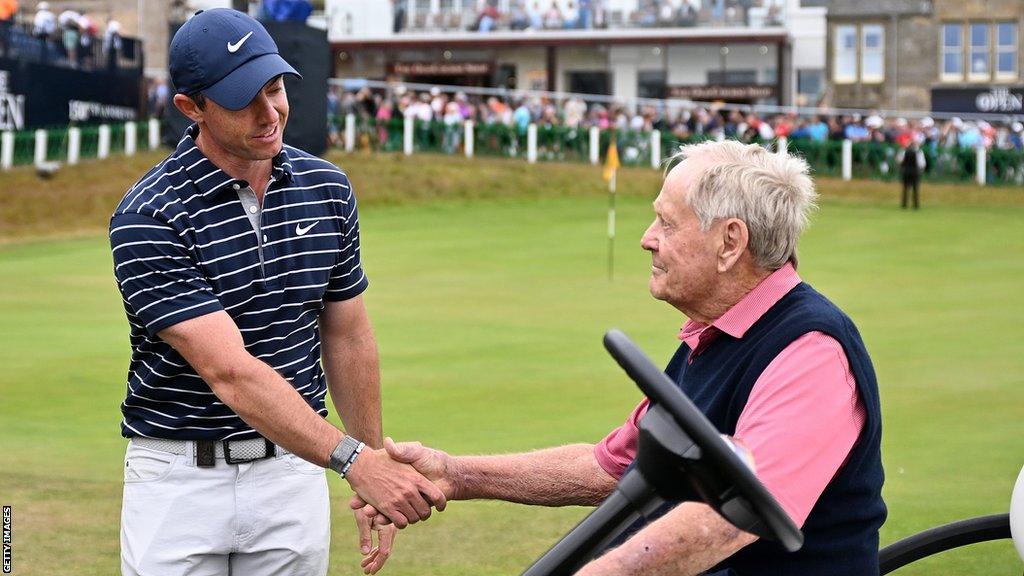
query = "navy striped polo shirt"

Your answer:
(109, 124), (368, 440)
